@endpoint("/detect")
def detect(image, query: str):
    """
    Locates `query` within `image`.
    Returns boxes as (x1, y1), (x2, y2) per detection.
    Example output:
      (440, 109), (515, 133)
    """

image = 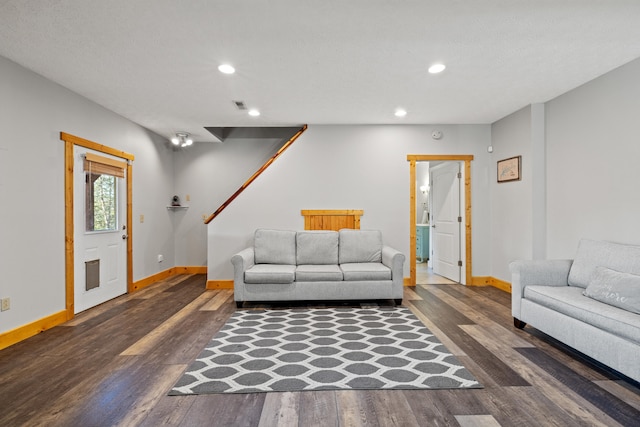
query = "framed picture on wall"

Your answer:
(497, 156), (521, 183)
